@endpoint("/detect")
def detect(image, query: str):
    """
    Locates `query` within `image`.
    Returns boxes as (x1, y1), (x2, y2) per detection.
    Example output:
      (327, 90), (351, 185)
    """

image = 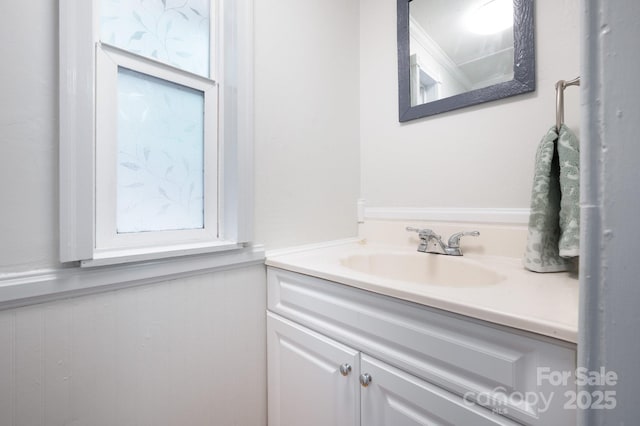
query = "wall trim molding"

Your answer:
(364, 207), (531, 224)
(0, 246), (265, 311)
(265, 238), (360, 259)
